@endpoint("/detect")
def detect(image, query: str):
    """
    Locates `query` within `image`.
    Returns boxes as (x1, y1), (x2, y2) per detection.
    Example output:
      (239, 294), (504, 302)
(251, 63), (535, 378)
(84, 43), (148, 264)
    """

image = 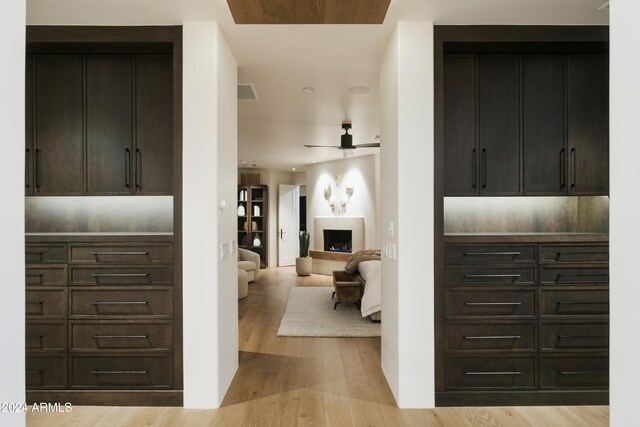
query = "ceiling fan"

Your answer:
(304, 123), (380, 154)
